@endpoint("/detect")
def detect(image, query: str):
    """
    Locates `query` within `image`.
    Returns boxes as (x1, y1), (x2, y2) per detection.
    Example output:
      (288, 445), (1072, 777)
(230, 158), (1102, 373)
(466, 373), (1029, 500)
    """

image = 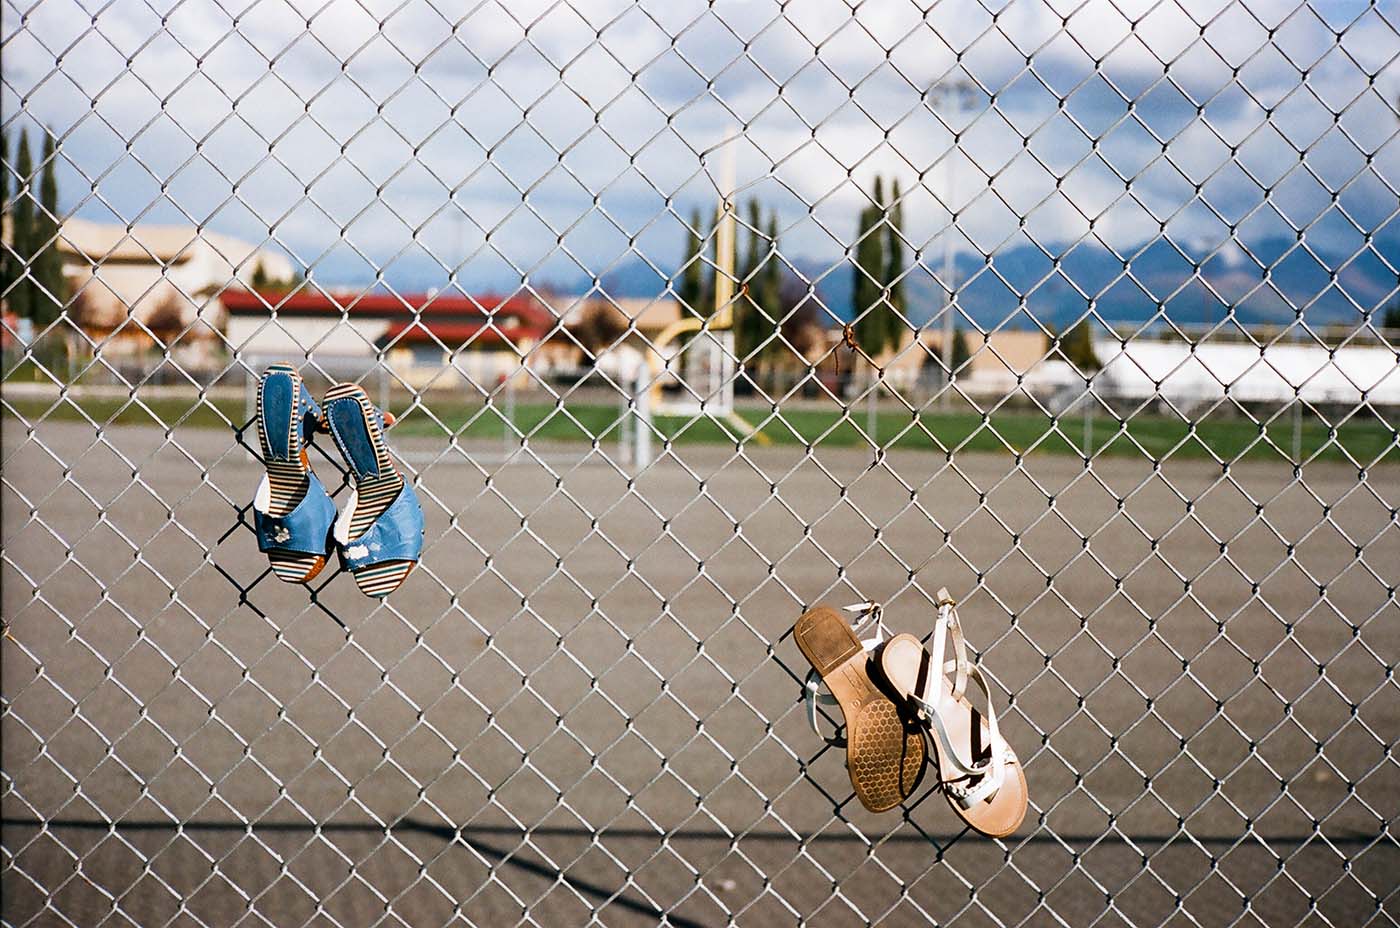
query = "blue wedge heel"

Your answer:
(253, 365), (336, 583)
(322, 382), (423, 598)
